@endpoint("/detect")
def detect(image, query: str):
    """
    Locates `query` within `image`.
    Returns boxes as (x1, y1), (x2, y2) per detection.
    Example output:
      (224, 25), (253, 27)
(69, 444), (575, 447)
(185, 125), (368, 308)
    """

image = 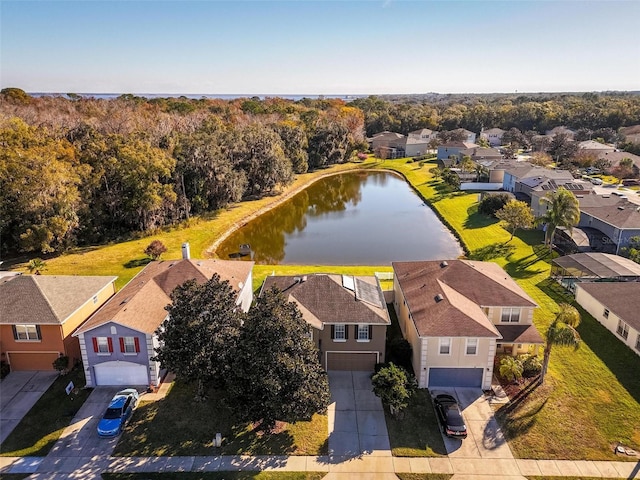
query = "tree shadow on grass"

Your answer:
(469, 242), (516, 261)
(123, 257), (152, 269)
(464, 206), (499, 229)
(537, 277), (640, 404)
(494, 378), (545, 441)
(503, 255), (546, 279)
